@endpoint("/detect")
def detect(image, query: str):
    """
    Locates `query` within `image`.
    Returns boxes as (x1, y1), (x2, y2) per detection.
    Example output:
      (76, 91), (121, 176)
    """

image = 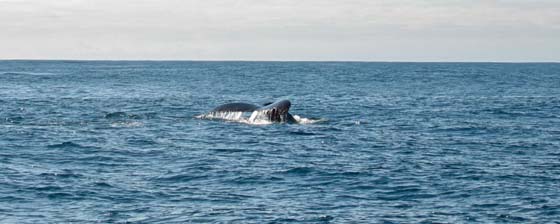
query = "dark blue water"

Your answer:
(1, 61), (560, 223)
